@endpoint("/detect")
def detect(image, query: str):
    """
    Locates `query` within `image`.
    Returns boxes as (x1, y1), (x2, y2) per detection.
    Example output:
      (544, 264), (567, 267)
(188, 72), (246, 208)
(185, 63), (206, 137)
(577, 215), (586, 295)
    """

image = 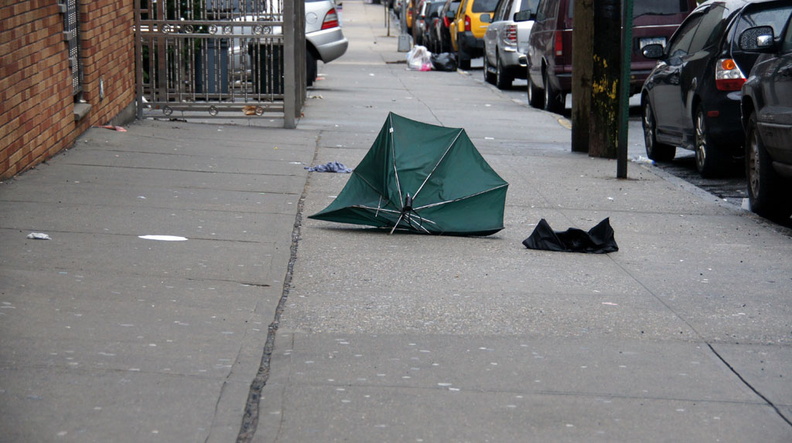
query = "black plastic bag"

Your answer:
(431, 52), (457, 72)
(522, 218), (618, 254)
